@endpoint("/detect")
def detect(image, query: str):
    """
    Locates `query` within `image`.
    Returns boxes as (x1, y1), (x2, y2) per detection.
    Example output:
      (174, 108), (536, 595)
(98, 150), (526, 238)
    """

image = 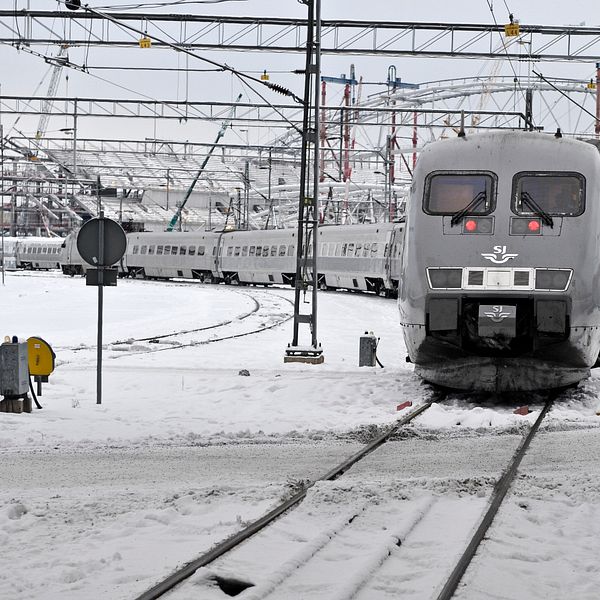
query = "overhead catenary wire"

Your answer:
(68, 3), (304, 106)
(484, 0), (534, 128)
